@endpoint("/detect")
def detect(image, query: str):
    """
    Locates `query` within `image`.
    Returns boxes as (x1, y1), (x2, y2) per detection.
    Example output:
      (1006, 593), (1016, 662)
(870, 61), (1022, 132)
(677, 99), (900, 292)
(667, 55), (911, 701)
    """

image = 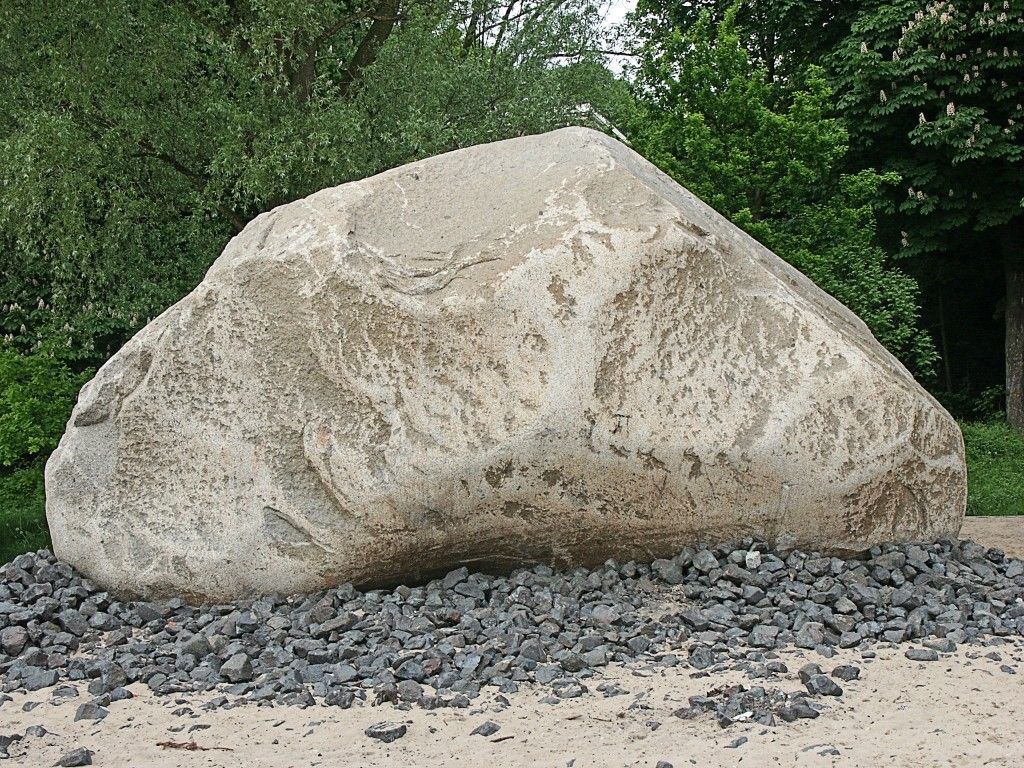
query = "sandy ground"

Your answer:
(2, 640), (1022, 767)
(1, 516), (1022, 767)
(961, 516), (1024, 558)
